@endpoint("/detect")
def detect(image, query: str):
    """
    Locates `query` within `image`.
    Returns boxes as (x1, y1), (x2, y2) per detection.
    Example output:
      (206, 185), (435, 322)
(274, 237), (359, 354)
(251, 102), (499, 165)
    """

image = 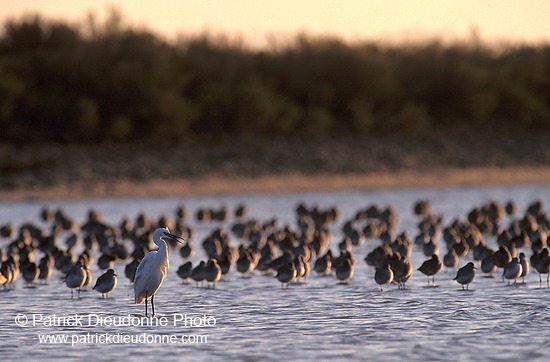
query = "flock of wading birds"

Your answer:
(1, 198), (550, 314)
